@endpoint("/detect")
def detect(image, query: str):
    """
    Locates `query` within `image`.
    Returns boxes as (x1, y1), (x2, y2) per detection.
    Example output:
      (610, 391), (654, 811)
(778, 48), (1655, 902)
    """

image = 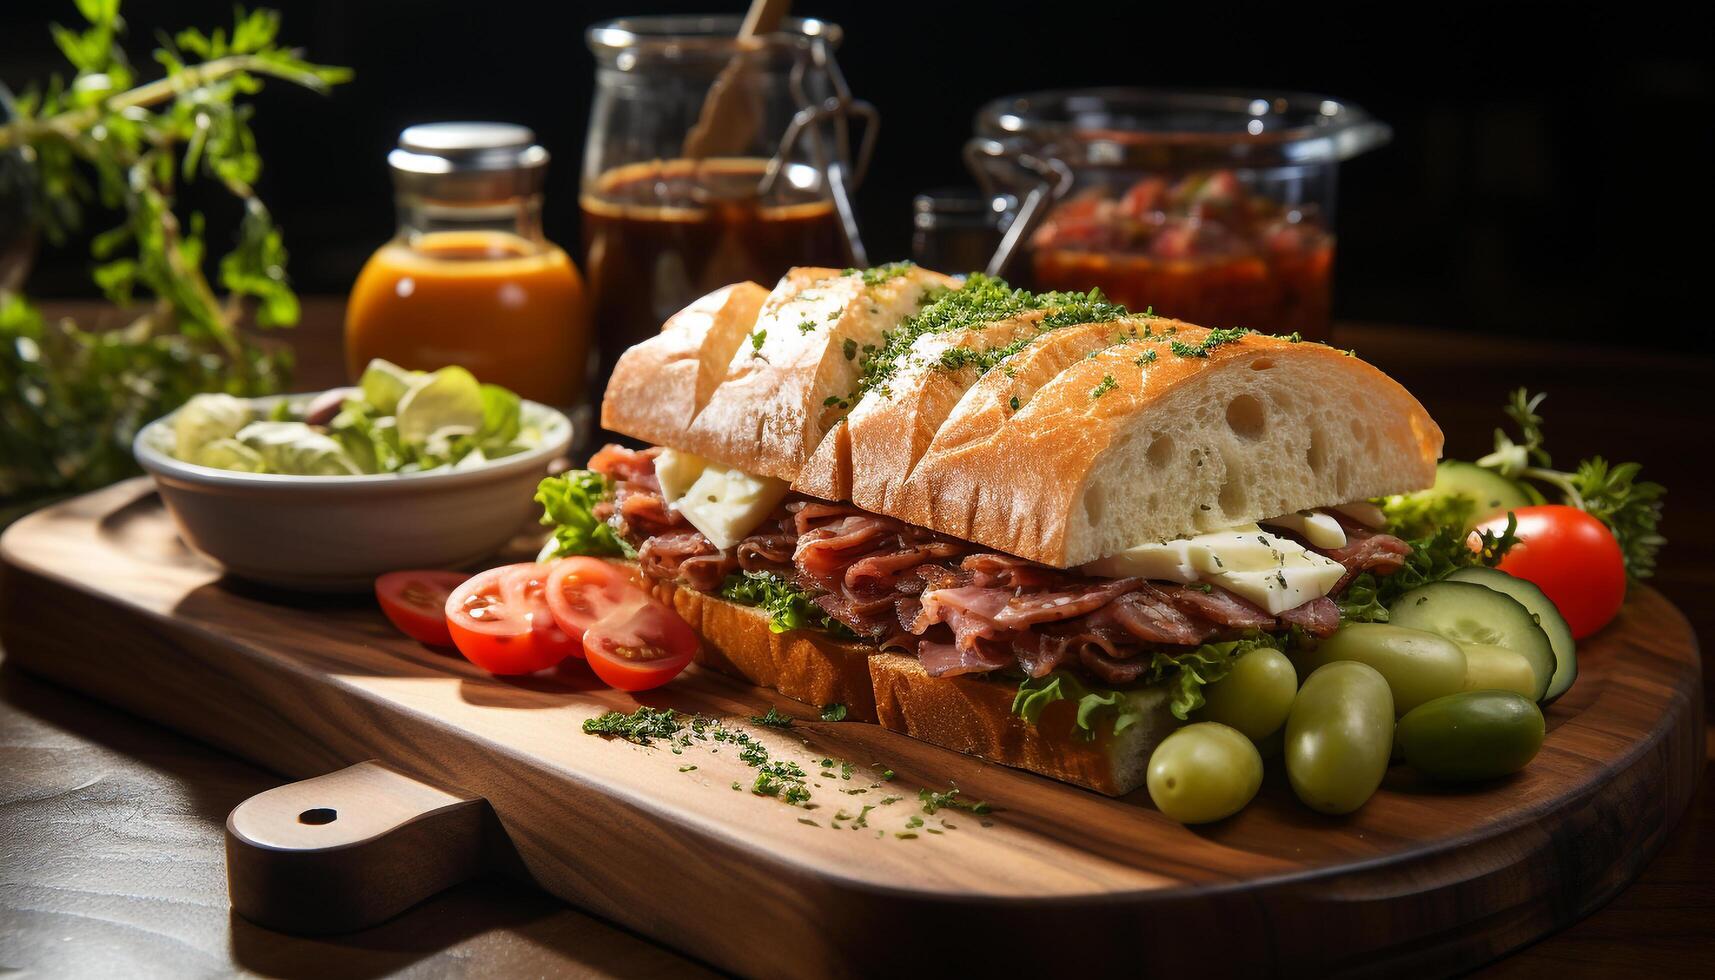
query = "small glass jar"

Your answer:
(969, 89), (1390, 340)
(910, 189), (1012, 274)
(580, 16), (871, 400)
(345, 122), (591, 407)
